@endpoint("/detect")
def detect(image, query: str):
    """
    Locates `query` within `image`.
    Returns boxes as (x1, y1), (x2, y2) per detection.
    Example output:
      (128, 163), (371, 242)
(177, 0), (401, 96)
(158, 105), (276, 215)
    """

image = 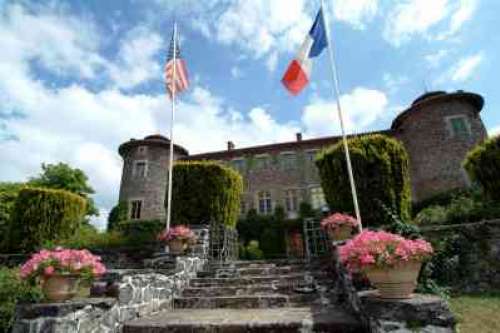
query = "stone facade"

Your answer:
(117, 90), (487, 220)
(12, 256), (206, 333)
